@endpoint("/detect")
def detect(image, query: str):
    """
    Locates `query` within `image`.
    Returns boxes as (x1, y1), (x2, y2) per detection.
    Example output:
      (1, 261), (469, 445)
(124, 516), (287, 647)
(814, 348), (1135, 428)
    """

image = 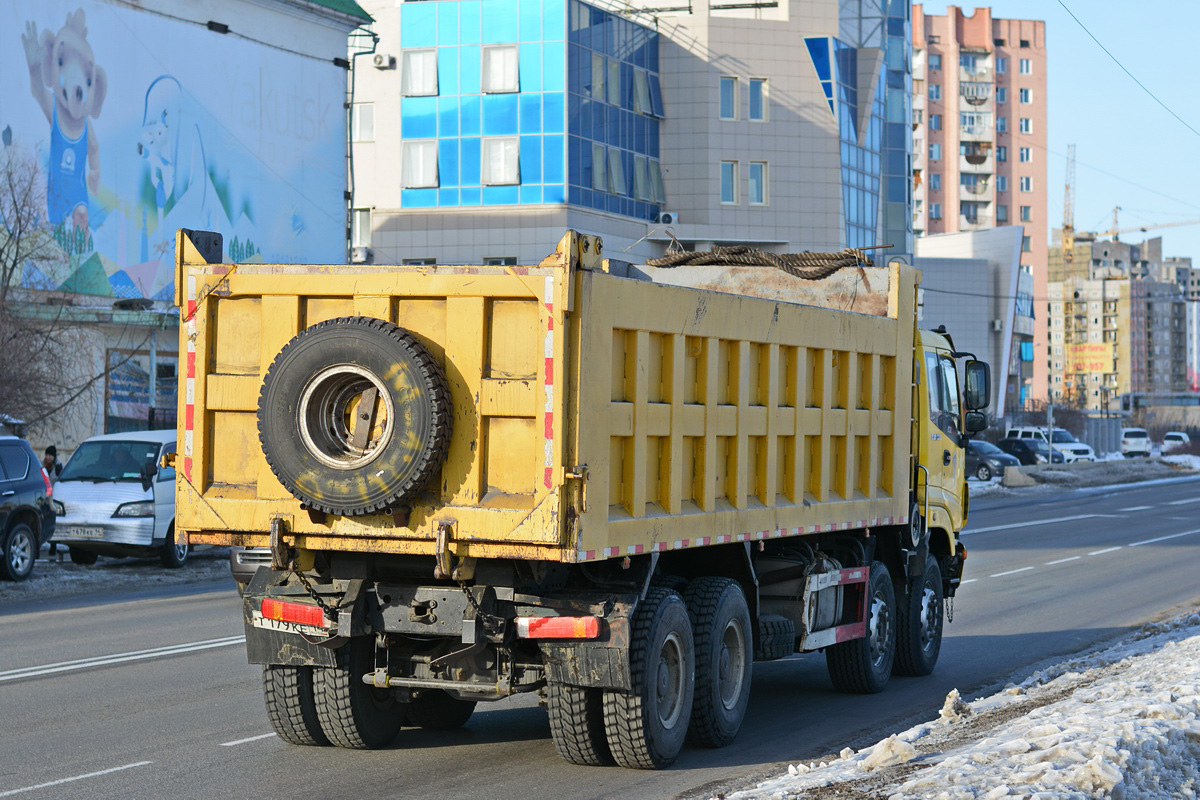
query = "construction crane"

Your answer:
(1062, 144), (1076, 266)
(1096, 206), (1200, 241)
